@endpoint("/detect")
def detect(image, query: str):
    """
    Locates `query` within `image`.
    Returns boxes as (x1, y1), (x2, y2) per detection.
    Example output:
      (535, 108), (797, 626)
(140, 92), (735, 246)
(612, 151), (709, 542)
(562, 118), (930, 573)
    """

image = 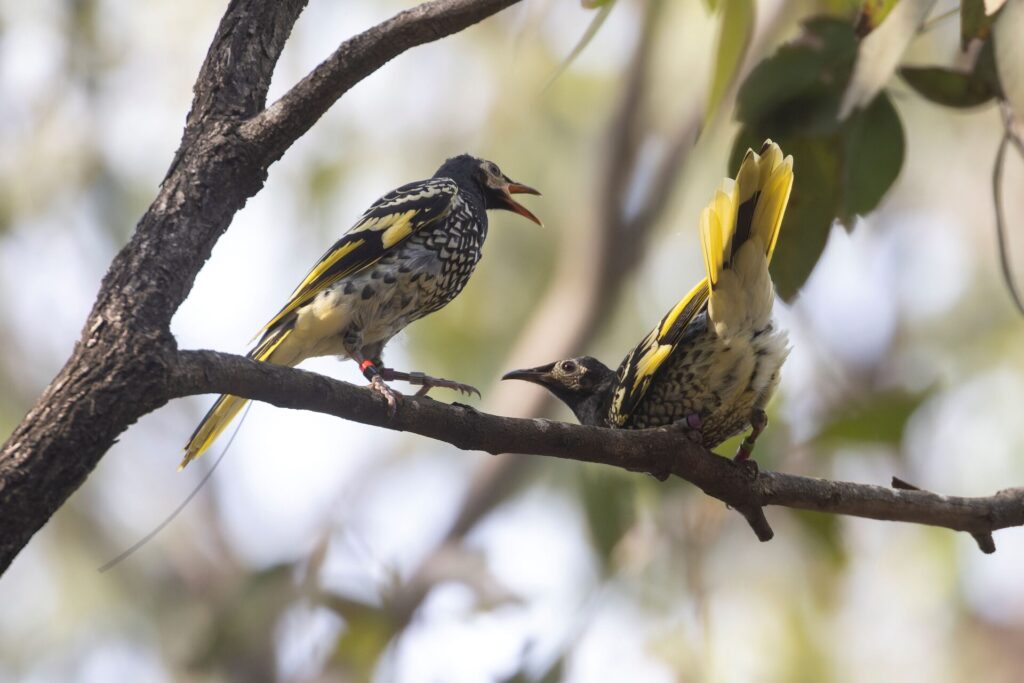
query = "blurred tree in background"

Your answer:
(1, 0), (1024, 681)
